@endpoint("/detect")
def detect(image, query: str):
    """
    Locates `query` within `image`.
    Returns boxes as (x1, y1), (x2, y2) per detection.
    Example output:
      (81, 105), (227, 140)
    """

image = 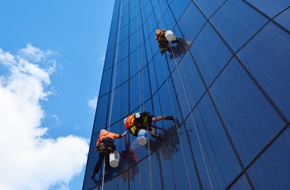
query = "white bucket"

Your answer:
(137, 129), (148, 145)
(165, 30), (175, 41)
(109, 151), (120, 168)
